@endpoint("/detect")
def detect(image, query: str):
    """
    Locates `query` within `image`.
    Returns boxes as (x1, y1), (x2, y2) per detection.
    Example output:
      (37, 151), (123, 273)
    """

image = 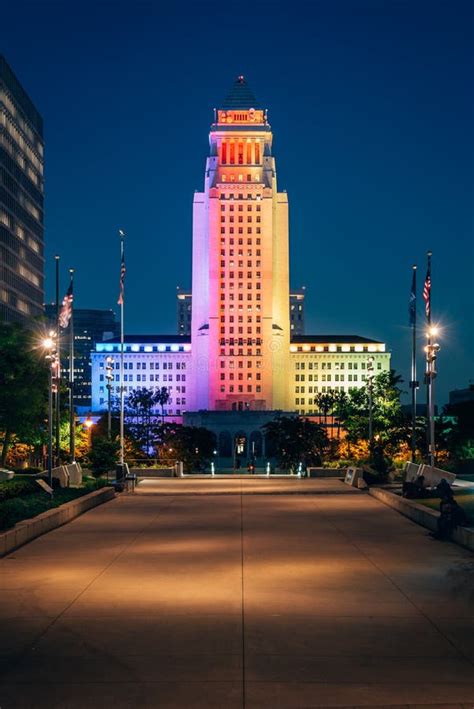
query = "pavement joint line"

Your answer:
(240, 476), (246, 709)
(315, 494), (474, 671)
(0, 494), (179, 681)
